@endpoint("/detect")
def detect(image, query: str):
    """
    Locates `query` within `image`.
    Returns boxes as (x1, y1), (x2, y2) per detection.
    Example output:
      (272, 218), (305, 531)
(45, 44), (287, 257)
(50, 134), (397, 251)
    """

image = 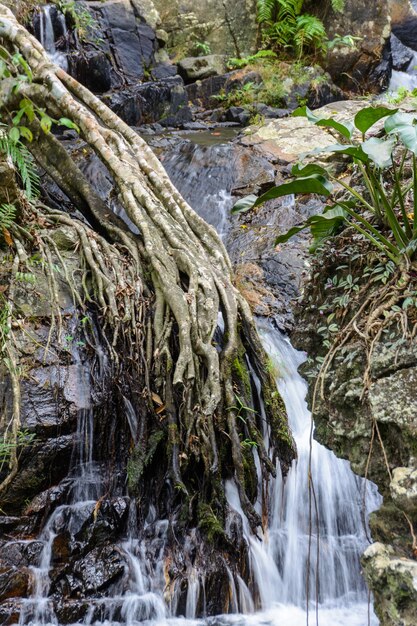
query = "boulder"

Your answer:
(225, 106), (251, 126)
(362, 542), (417, 626)
(313, 0), (392, 92)
(391, 32), (414, 71)
(177, 55), (227, 83)
(152, 0), (257, 57)
(390, 468), (417, 515)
